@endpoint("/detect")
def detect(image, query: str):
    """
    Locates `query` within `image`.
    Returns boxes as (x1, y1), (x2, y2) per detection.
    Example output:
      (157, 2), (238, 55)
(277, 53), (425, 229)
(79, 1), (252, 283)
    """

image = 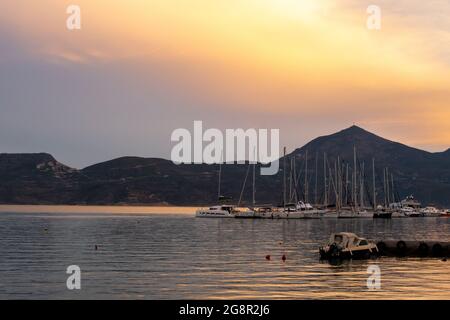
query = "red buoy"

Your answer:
(265, 255), (271, 261)
(282, 254), (286, 262)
